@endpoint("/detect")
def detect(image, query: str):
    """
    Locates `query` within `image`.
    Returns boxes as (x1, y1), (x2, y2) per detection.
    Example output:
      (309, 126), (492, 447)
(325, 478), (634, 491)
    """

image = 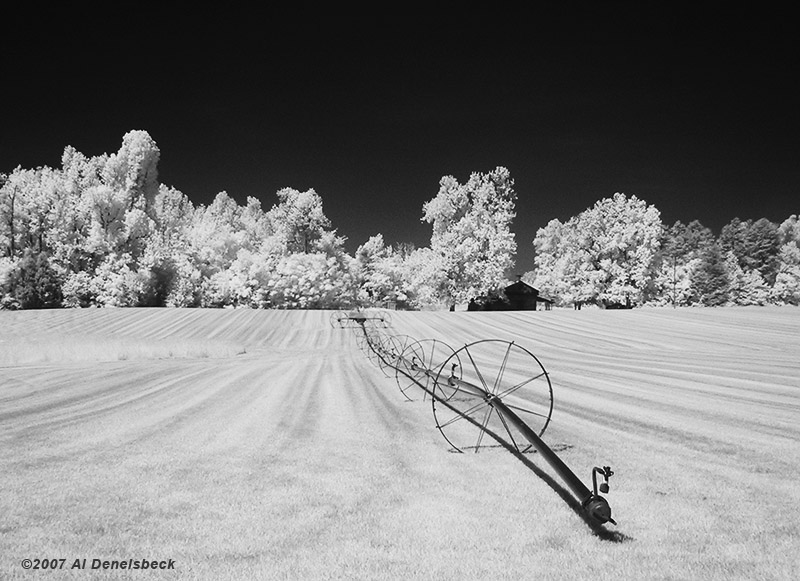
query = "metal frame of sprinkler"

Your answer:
(331, 309), (617, 526)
